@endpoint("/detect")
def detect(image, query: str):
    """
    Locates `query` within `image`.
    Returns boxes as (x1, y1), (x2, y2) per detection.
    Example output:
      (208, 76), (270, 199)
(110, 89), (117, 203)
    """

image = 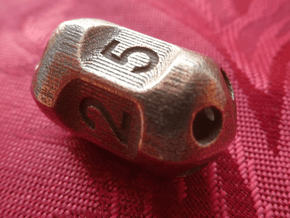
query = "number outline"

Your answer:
(80, 97), (132, 145)
(101, 39), (159, 73)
